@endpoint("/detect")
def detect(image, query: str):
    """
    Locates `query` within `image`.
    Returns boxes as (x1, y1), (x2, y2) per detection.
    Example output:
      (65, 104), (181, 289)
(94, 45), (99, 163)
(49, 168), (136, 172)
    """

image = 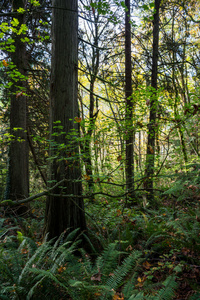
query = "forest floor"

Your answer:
(0, 193), (200, 299)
